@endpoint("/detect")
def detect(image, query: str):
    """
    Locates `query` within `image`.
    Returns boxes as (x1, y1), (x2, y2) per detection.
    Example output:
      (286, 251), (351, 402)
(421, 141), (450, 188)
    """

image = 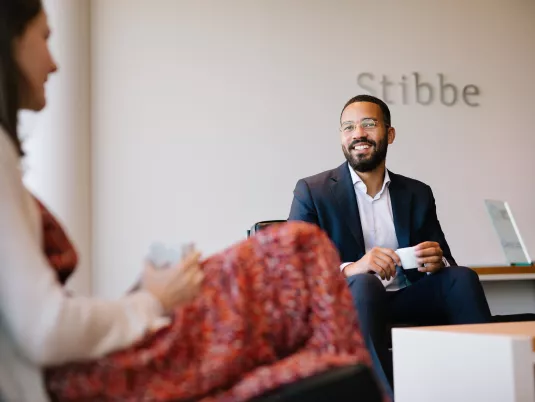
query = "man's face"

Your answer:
(340, 102), (395, 173)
